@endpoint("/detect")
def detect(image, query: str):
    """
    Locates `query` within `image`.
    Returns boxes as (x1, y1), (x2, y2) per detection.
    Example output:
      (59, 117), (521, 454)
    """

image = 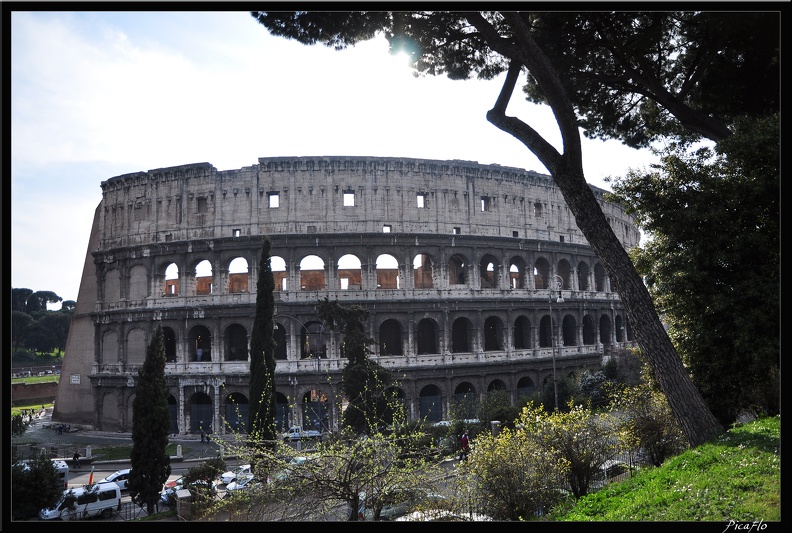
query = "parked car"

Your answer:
(224, 474), (260, 495)
(98, 468), (131, 491)
(219, 464), (251, 485)
(160, 476), (216, 507)
(266, 456), (313, 484)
